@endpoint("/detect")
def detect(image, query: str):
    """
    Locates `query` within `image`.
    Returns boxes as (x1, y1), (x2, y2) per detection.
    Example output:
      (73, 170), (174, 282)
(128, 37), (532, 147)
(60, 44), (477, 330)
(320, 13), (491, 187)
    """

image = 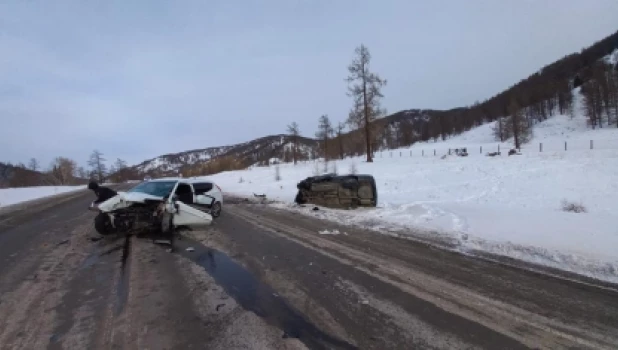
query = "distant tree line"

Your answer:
(1, 150), (139, 188)
(580, 59), (618, 129)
